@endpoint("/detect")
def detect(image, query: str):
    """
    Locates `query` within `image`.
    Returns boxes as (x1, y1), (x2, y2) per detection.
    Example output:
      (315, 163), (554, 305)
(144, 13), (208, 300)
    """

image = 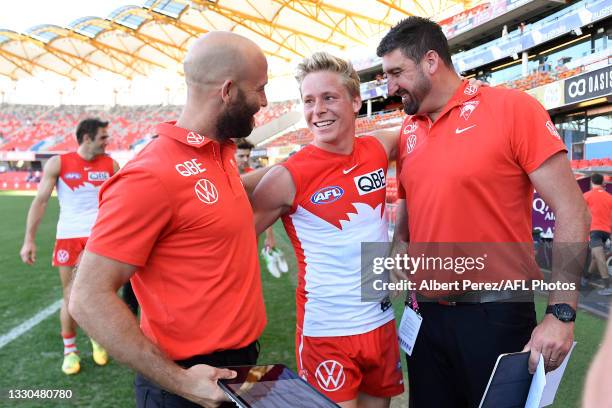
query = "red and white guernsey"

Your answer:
(282, 136), (394, 337)
(56, 152), (114, 238)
